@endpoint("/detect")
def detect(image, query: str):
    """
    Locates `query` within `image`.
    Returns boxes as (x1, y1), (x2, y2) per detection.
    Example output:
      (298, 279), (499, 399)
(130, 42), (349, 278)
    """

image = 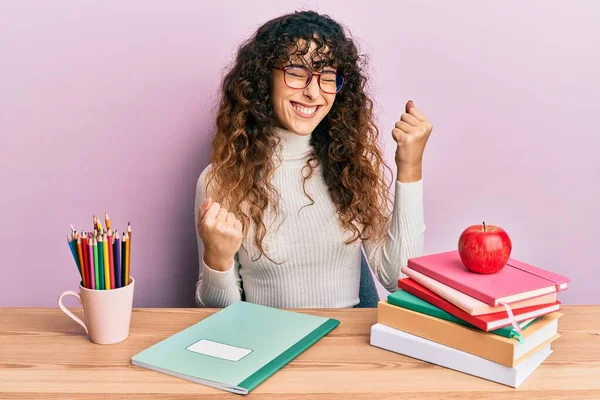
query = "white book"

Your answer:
(370, 323), (552, 388)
